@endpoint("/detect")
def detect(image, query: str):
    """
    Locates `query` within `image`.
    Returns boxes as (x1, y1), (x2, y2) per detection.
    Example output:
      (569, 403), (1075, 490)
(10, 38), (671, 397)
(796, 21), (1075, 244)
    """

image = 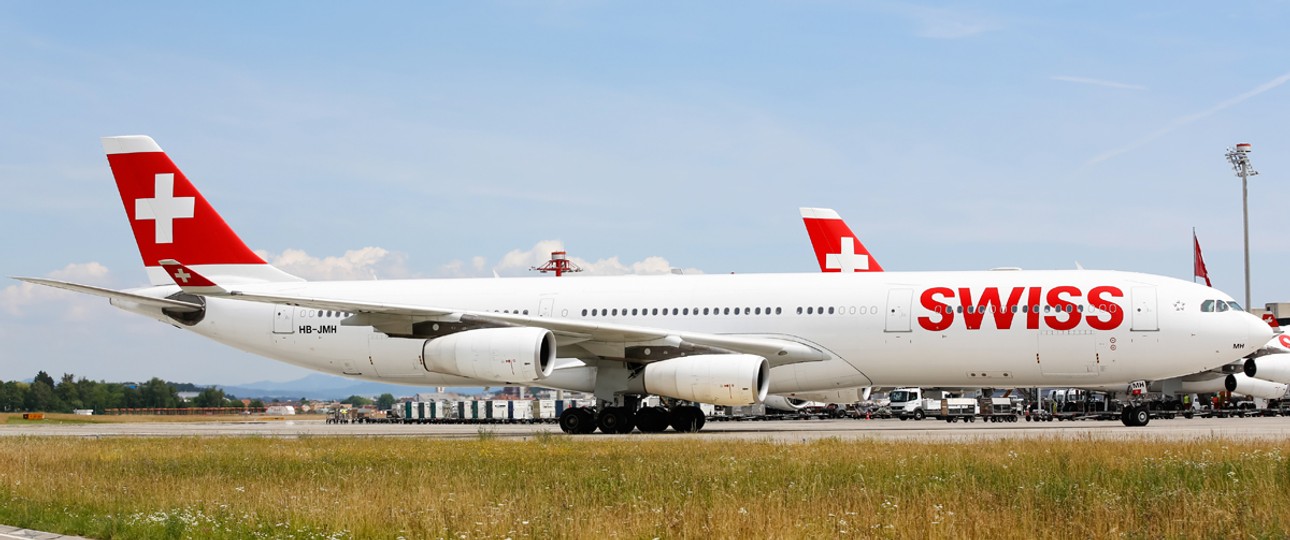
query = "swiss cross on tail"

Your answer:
(102, 136), (301, 287)
(799, 208), (884, 272)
